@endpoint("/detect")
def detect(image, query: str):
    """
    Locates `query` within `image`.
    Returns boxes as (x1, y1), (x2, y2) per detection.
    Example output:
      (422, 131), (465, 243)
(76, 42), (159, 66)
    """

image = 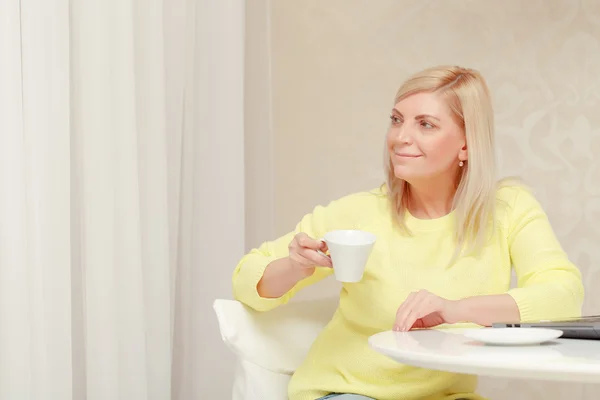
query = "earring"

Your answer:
(459, 160), (464, 167)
